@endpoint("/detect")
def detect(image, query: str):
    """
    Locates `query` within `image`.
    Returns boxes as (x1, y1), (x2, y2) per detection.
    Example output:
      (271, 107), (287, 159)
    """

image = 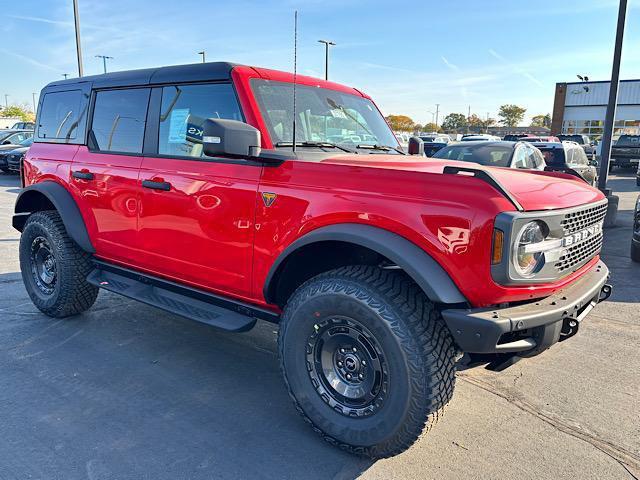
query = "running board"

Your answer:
(87, 263), (277, 332)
